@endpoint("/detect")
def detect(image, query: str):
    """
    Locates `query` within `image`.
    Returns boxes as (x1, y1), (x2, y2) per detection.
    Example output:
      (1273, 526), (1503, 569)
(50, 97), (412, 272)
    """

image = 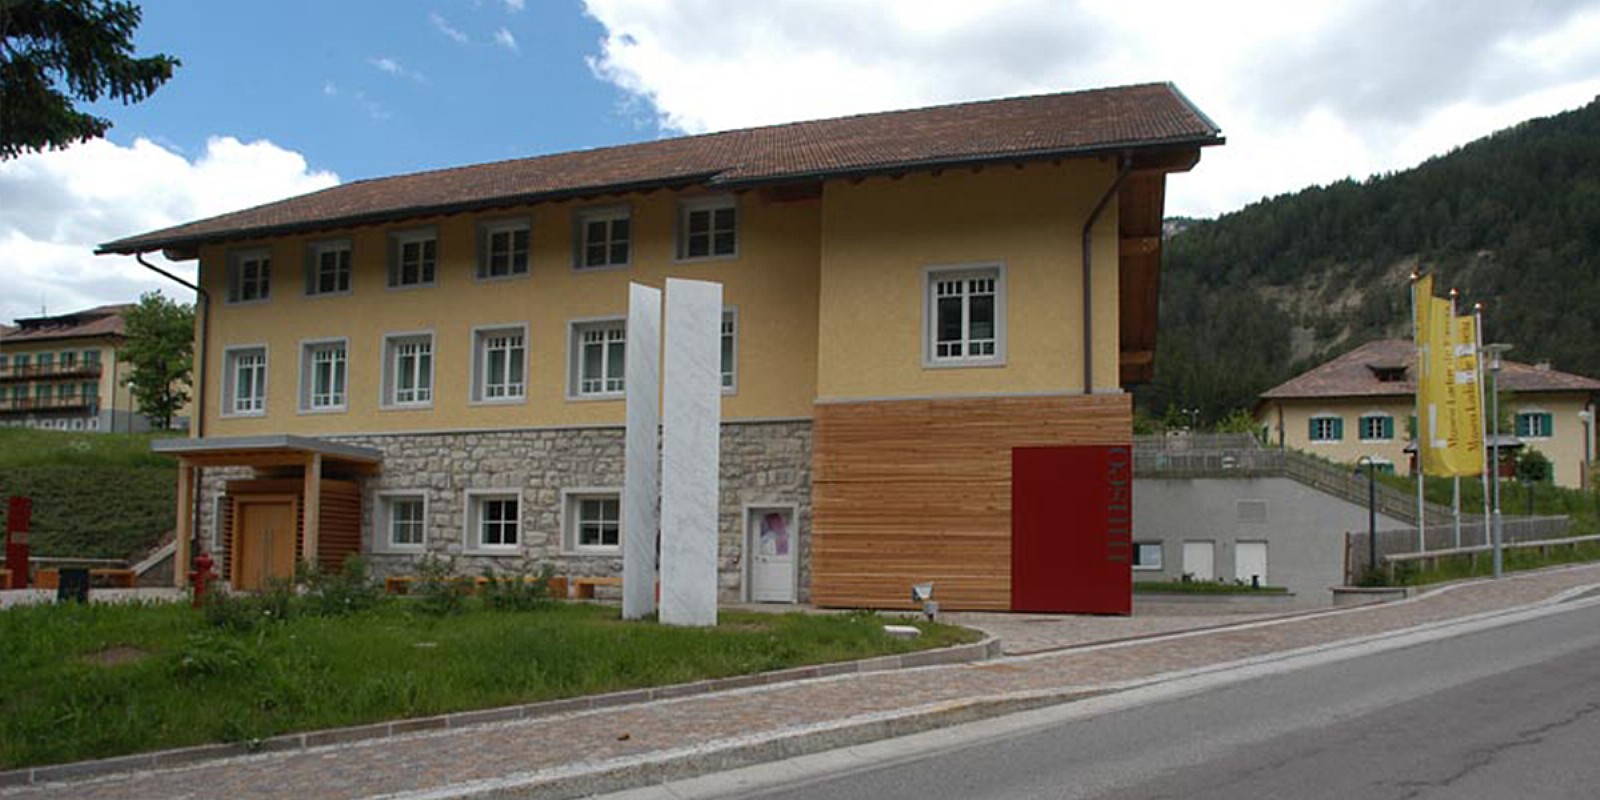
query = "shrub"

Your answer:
(480, 561), (556, 612)
(412, 554), (468, 616)
(297, 557), (383, 617)
(201, 581), (294, 632)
